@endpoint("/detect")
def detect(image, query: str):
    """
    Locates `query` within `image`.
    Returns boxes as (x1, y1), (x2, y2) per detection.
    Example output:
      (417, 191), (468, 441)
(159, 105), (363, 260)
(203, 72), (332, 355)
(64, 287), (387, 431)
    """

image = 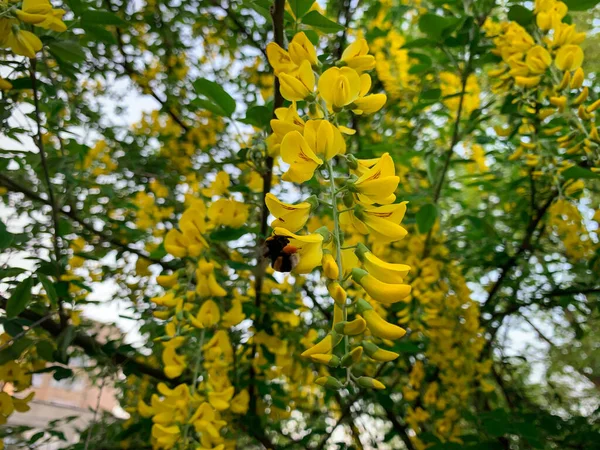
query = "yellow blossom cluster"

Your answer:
(264, 31), (414, 390)
(0, 0), (66, 60)
(487, 0), (599, 176)
(0, 333), (38, 432)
